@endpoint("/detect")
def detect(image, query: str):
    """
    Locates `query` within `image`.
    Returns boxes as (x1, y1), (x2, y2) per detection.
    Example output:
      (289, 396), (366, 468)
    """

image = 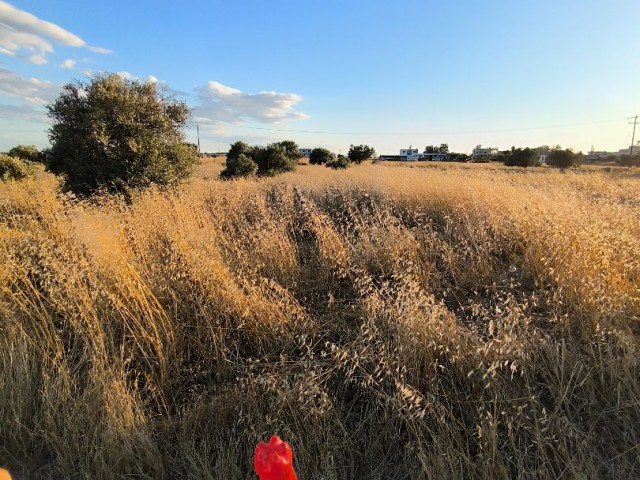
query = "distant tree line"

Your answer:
(613, 154), (640, 167)
(497, 146), (583, 168)
(4, 69), (634, 189)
